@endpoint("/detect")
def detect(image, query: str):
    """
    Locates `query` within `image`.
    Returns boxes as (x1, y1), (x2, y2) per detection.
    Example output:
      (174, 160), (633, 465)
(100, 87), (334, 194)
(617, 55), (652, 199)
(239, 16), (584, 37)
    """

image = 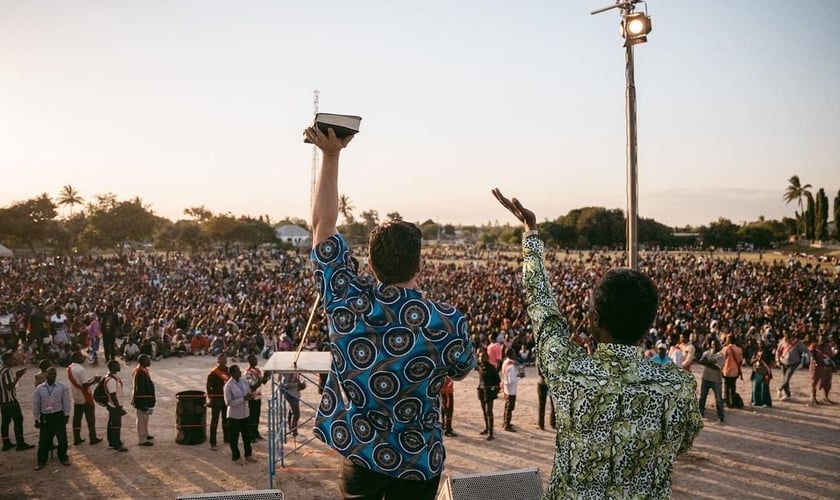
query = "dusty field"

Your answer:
(2, 354), (838, 500)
